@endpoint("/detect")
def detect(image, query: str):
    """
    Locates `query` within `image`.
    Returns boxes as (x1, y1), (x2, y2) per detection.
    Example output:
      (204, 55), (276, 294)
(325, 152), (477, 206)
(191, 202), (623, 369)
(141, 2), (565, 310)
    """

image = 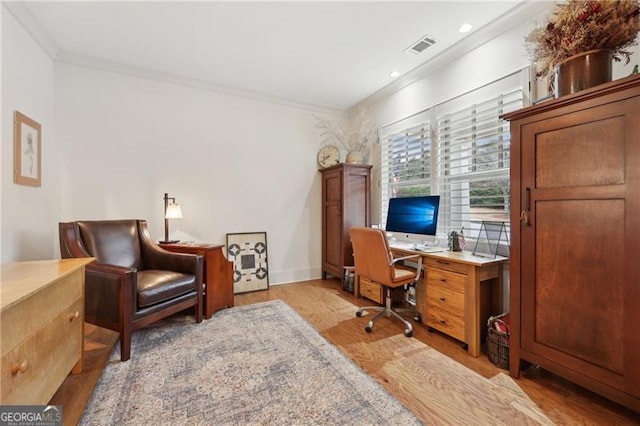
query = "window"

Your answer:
(379, 70), (528, 247)
(380, 121), (434, 221)
(437, 89), (522, 240)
